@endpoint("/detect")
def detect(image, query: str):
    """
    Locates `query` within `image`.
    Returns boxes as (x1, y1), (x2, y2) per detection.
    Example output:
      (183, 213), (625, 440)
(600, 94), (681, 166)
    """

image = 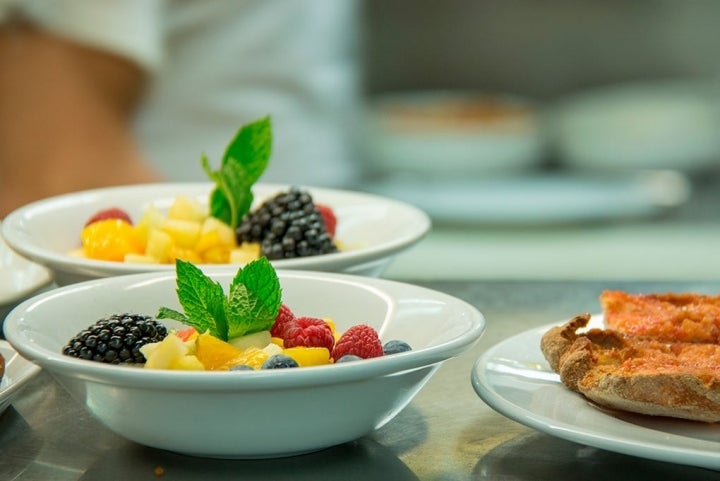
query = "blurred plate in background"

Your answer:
(363, 90), (546, 178)
(364, 170), (690, 226)
(547, 79), (720, 172)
